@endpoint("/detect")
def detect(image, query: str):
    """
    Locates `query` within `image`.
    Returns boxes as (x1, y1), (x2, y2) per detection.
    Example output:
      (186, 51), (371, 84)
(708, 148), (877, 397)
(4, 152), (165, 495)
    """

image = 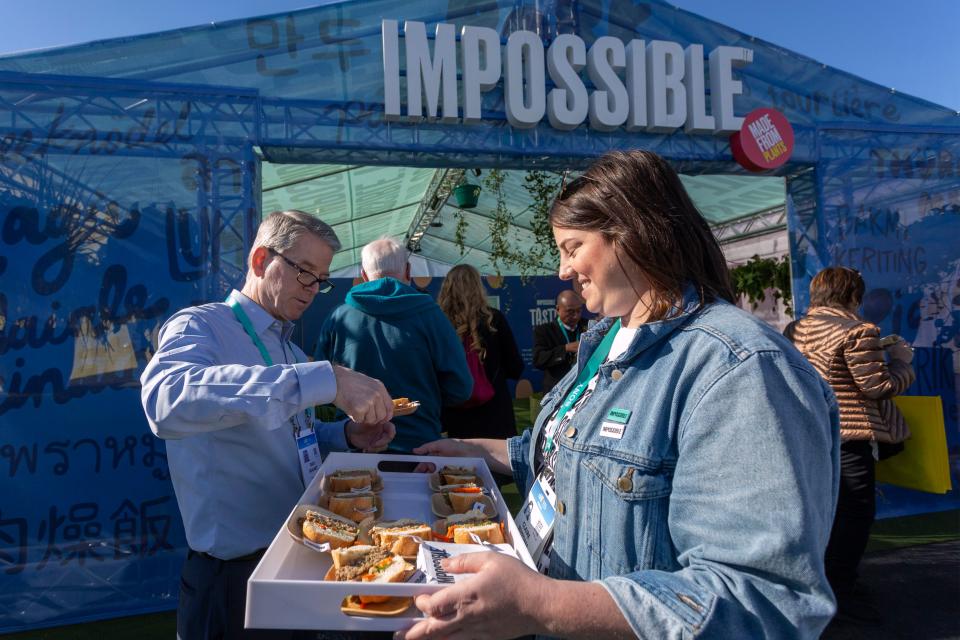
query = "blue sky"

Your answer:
(1, 0), (957, 110)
